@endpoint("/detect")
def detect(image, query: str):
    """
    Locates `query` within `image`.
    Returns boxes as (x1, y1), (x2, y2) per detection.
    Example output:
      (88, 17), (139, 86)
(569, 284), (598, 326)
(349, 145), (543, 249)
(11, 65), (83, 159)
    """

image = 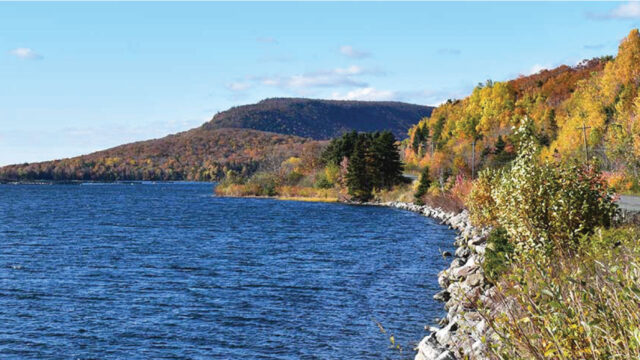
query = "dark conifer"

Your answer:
(346, 136), (373, 202)
(414, 166), (431, 205)
(372, 131), (404, 189)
